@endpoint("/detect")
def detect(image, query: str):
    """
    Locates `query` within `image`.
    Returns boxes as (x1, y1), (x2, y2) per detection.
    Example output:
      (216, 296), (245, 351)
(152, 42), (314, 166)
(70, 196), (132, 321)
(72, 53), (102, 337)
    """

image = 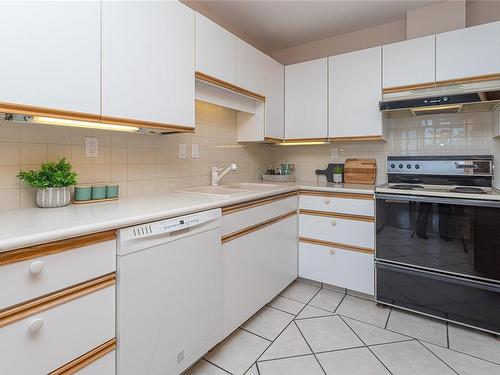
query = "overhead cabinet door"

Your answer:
(0, 1), (100, 116)
(196, 13), (236, 85)
(102, 0), (195, 129)
(329, 46), (383, 140)
(285, 58), (328, 140)
(383, 35), (436, 90)
(436, 21), (500, 82)
(265, 57), (285, 141)
(236, 39), (266, 96)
